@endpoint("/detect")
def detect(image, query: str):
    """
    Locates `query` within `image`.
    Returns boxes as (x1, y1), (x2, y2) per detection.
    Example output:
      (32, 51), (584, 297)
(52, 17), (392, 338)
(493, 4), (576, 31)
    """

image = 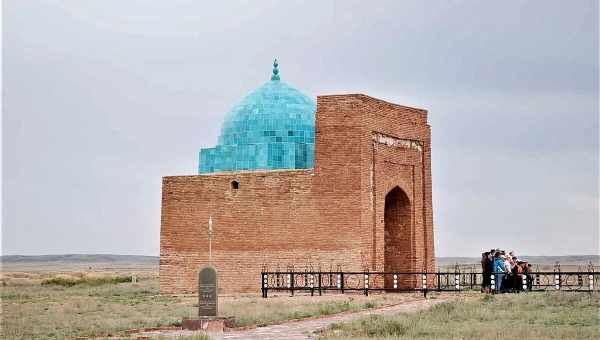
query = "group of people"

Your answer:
(481, 249), (533, 293)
